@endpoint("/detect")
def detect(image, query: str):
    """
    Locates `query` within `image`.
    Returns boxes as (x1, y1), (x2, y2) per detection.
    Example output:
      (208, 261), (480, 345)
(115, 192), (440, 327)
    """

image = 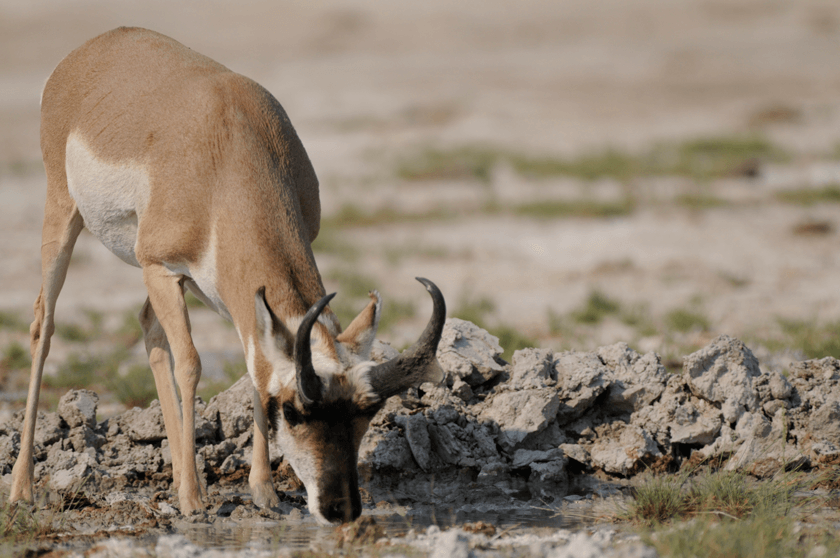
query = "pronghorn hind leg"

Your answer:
(10, 204), (84, 503)
(138, 297), (186, 492)
(249, 386), (280, 509)
(141, 265), (204, 514)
